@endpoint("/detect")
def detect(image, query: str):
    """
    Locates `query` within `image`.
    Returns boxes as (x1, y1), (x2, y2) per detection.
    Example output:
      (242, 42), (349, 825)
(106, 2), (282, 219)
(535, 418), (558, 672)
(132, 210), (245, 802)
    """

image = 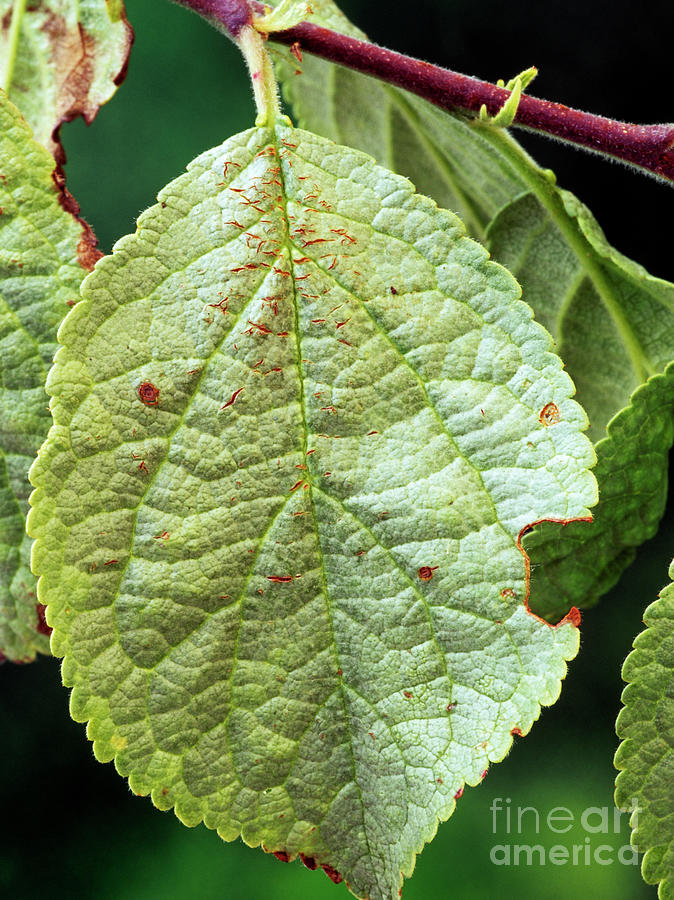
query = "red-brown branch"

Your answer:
(178, 0), (674, 182)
